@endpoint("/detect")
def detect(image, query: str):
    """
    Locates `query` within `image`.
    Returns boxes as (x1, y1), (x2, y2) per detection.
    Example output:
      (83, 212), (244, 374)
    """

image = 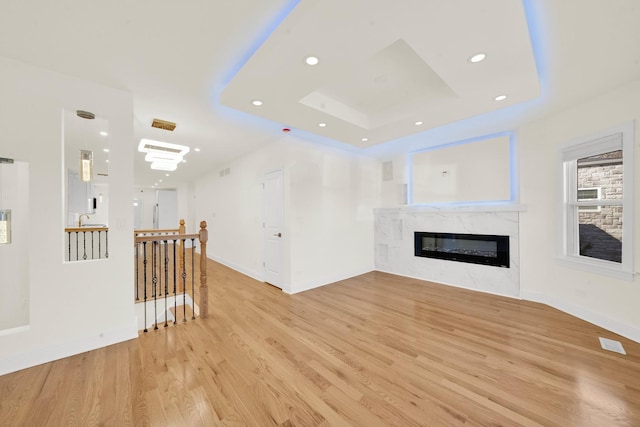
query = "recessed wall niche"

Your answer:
(411, 134), (512, 204)
(0, 160), (30, 331)
(64, 110), (109, 262)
